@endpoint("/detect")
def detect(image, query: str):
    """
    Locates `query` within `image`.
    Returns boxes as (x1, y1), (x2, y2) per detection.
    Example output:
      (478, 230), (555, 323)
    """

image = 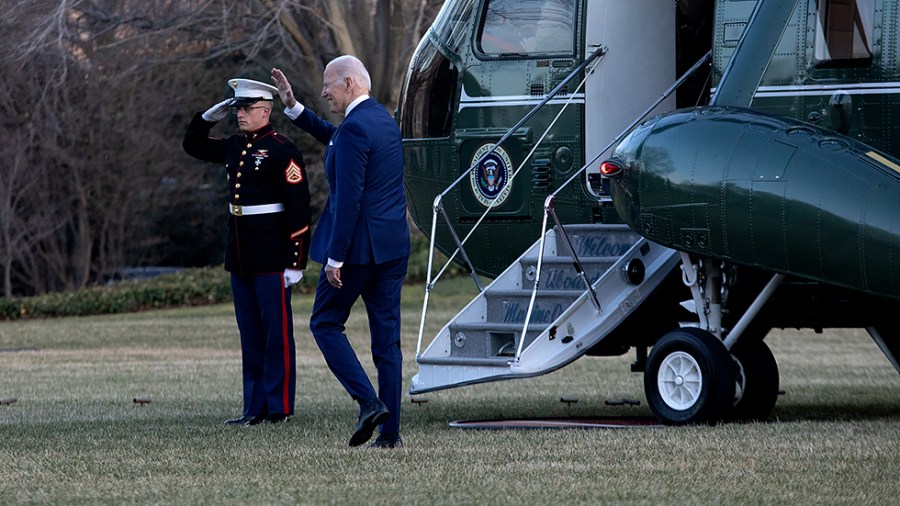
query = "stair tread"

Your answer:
(417, 356), (513, 366)
(520, 256), (622, 264)
(555, 224), (632, 231)
(449, 322), (547, 330)
(486, 289), (585, 296)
